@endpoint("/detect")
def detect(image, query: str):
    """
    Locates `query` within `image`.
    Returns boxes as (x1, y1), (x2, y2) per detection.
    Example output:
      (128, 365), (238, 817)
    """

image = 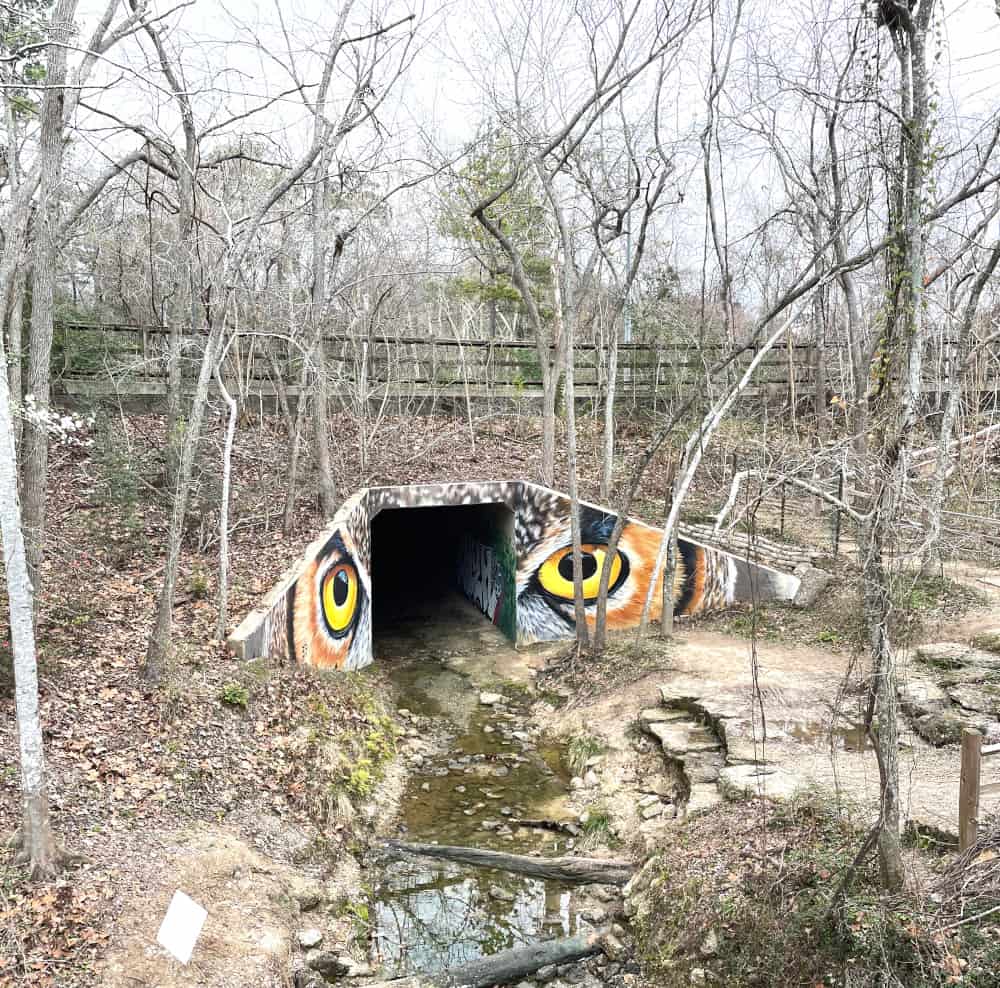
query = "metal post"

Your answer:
(780, 483), (786, 538)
